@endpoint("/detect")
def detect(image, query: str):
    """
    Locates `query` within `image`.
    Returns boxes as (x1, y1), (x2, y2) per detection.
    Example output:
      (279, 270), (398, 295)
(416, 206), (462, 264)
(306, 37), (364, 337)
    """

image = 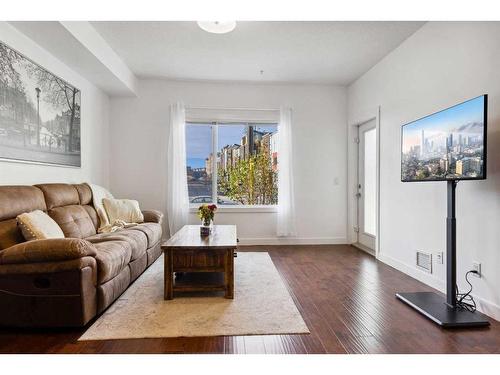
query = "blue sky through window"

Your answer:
(186, 124), (211, 168)
(186, 123), (278, 168)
